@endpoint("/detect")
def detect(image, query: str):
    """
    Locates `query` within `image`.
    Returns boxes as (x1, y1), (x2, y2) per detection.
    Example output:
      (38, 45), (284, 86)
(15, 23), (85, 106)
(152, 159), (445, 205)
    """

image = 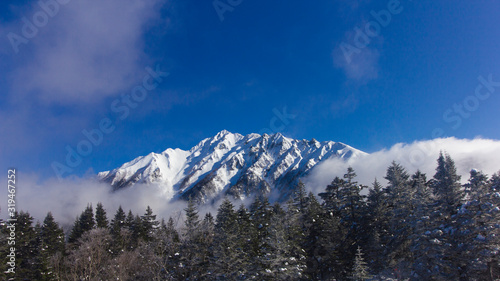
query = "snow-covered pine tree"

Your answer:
(248, 196), (272, 278)
(262, 203), (306, 280)
(384, 162), (413, 275)
(318, 176), (345, 279)
(17, 212), (42, 279)
(198, 212), (215, 279)
(140, 205), (159, 242)
(303, 192), (330, 280)
(338, 167), (367, 278)
(287, 181), (309, 268)
(39, 212), (65, 280)
(235, 203), (253, 278)
(211, 198), (239, 279)
(457, 170), (500, 279)
(351, 246), (372, 281)
(428, 153), (465, 279)
(319, 176), (344, 217)
(431, 152), (464, 216)
(184, 198), (200, 232)
(365, 178), (389, 274)
(178, 198), (206, 280)
(156, 216), (181, 279)
(408, 170), (441, 280)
